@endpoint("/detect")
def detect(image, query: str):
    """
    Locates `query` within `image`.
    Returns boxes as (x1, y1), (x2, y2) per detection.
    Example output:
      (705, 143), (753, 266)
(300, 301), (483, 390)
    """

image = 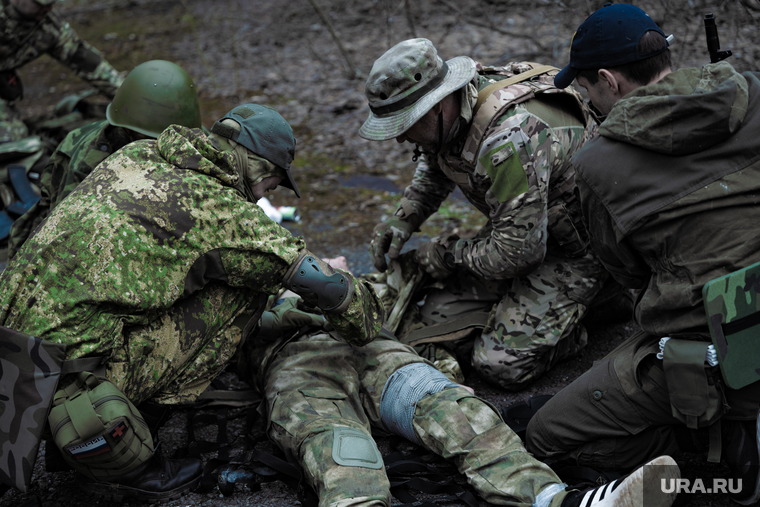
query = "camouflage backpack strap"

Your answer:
(461, 64), (560, 167)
